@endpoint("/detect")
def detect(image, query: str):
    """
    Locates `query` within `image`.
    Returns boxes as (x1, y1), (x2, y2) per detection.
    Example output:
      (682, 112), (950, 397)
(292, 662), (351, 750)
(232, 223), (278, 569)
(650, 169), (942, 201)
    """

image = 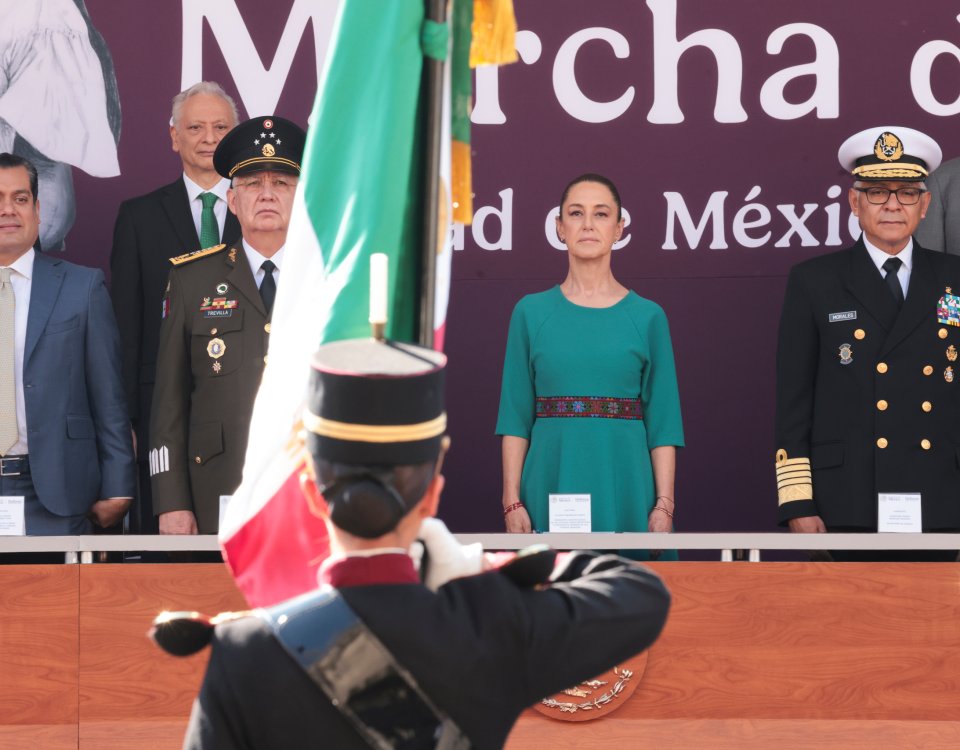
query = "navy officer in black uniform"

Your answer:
(174, 336), (671, 749)
(775, 126), (960, 560)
